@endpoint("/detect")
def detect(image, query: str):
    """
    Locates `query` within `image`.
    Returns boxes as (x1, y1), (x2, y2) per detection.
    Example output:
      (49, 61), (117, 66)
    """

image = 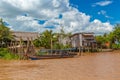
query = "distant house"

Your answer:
(58, 35), (71, 46)
(70, 32), (96, 48)
(11, 31), (40, 41)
